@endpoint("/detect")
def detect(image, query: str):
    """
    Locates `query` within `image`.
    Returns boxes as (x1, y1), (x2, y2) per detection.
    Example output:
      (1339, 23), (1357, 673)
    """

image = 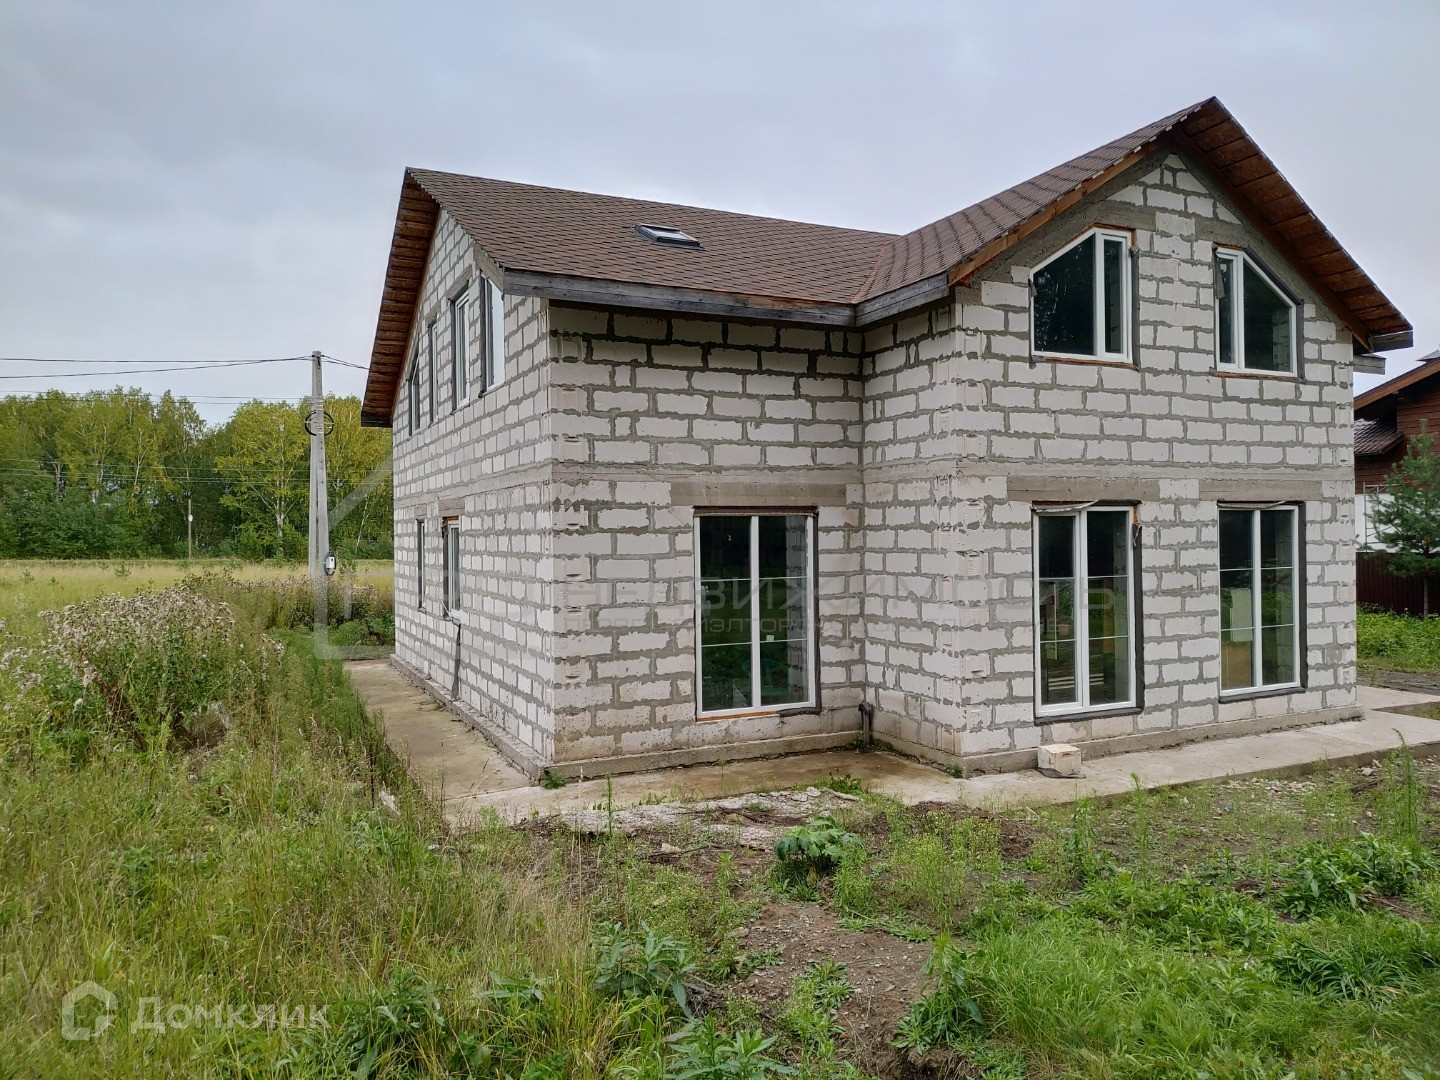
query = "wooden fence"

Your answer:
(1357, 552), (1440, 616)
